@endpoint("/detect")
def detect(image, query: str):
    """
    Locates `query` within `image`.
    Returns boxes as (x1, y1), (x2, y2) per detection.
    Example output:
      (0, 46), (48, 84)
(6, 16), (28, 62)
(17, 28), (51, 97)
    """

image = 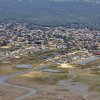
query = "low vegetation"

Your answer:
(72, 75), (100, 92)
